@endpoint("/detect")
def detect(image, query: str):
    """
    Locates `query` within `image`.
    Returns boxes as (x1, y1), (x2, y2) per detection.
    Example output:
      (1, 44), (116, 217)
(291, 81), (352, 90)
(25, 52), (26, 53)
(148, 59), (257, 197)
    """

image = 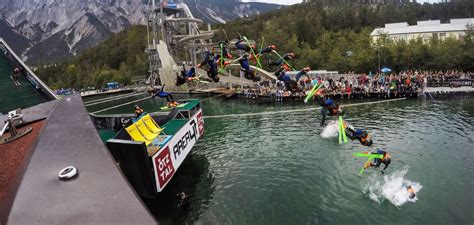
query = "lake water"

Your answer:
(85, 94), (474, 225)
